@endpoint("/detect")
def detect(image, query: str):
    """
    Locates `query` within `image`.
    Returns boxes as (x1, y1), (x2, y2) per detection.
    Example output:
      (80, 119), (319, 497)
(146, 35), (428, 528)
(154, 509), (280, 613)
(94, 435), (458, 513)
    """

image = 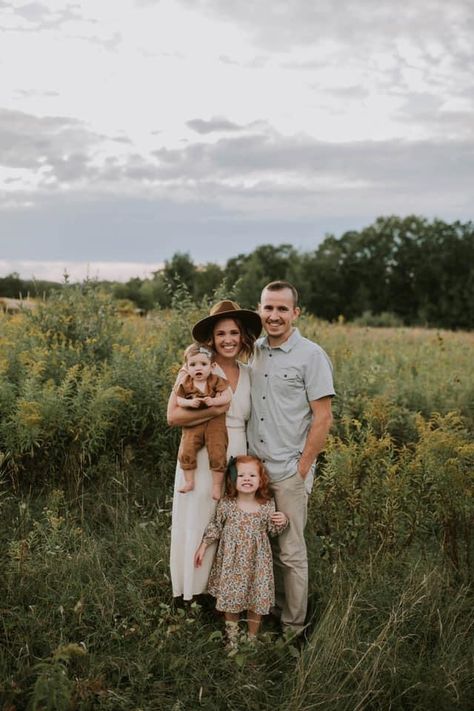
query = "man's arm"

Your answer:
(297, 396), (333, 478)
(167, 391), (230, 427)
